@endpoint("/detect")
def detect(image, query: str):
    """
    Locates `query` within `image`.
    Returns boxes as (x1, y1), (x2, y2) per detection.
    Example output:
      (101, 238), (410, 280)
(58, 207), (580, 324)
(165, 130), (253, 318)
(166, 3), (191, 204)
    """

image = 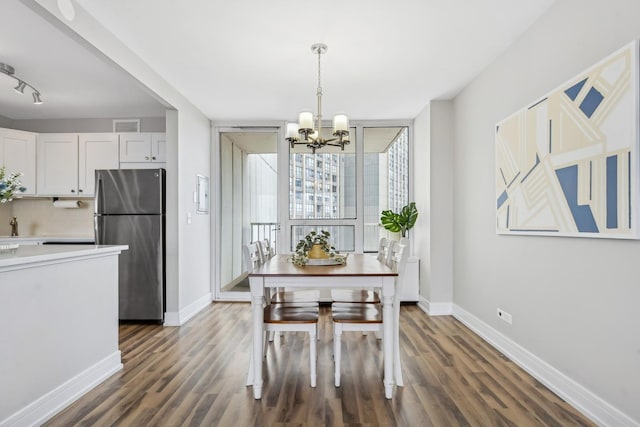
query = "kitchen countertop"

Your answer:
(0, 244), (128, 269)
(0, 235), (95, 244)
